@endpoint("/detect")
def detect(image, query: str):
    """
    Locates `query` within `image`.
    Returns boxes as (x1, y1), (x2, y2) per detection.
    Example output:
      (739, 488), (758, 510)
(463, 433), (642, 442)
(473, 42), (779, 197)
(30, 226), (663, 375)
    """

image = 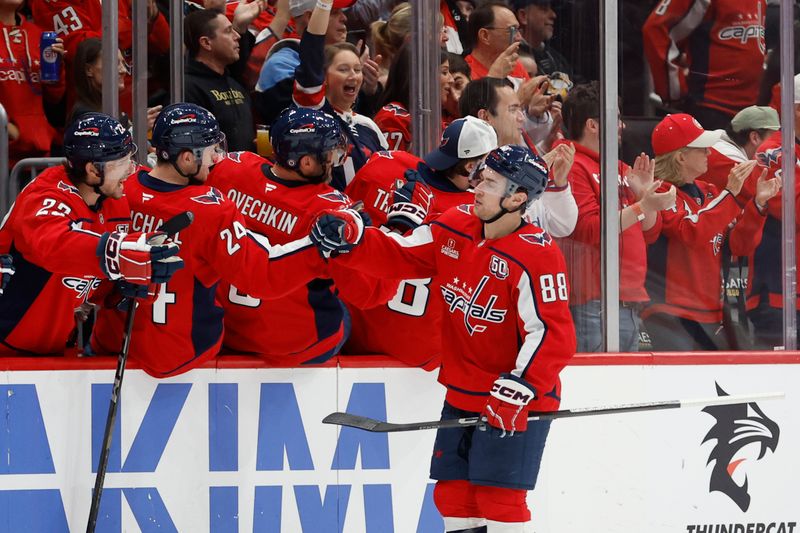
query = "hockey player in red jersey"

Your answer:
(90, 103), (341, 377)
(343, 116), (498, 369)
(207, 106), (395, 364)
(311, 145), (576, 532)
(0, 113), (183, 355)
